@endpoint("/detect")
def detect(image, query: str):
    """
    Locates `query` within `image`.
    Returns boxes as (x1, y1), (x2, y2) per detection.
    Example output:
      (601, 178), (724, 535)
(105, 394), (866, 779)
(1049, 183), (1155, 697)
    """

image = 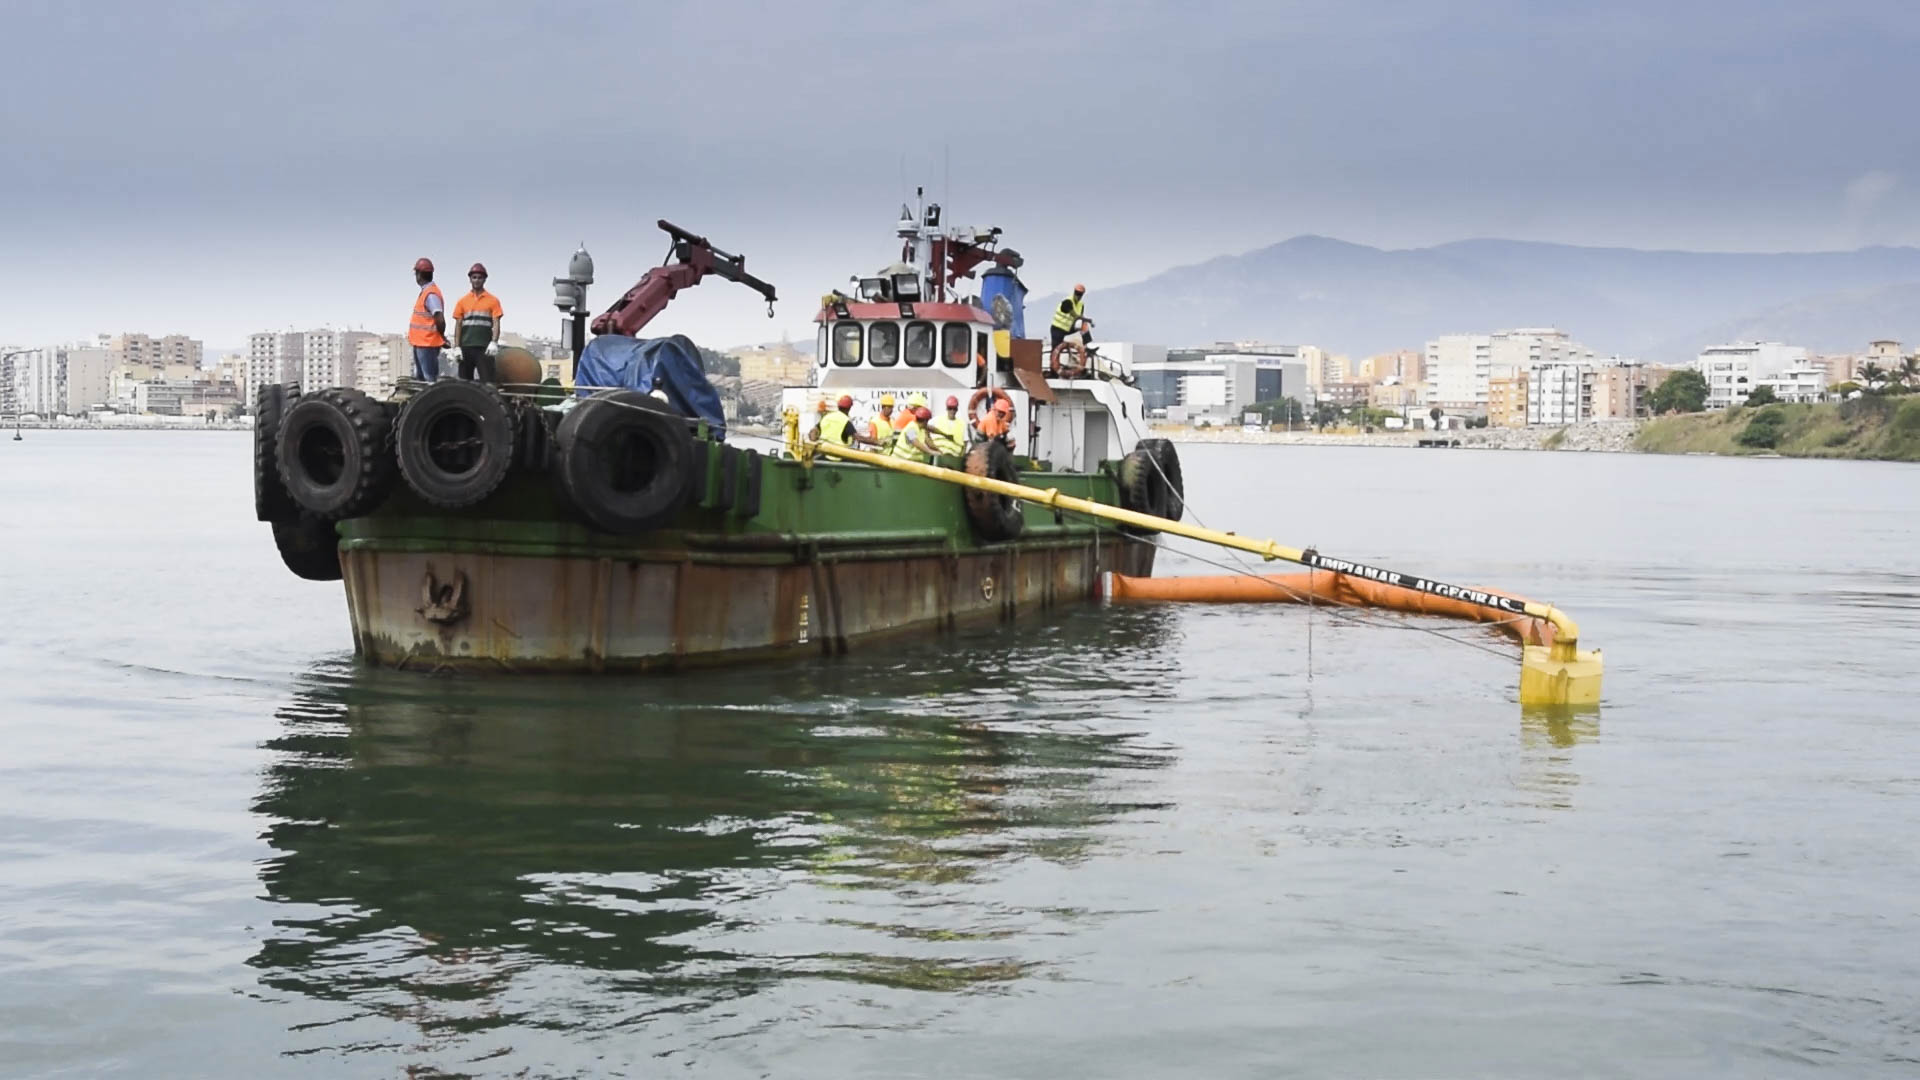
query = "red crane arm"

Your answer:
(931, 237), (1023, 299)
(590, 220), (778, 337)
